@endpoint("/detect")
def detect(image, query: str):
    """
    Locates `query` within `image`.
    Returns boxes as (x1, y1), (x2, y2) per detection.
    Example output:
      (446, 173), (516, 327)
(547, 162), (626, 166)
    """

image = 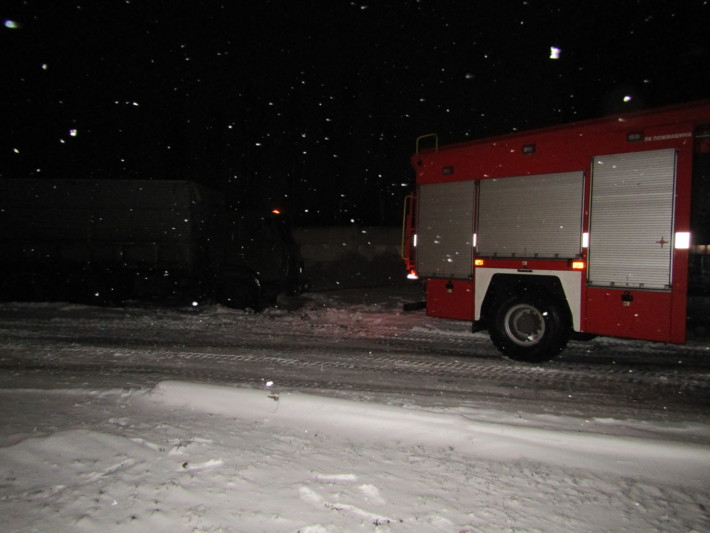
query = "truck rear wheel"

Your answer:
(489, 293), (569, 362)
